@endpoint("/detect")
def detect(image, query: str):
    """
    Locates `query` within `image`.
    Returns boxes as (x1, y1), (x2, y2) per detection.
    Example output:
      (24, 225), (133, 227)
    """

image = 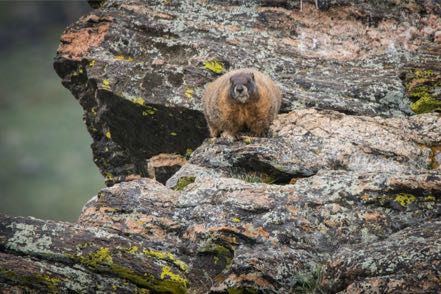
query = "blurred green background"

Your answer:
(0, 1), (103, 221)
